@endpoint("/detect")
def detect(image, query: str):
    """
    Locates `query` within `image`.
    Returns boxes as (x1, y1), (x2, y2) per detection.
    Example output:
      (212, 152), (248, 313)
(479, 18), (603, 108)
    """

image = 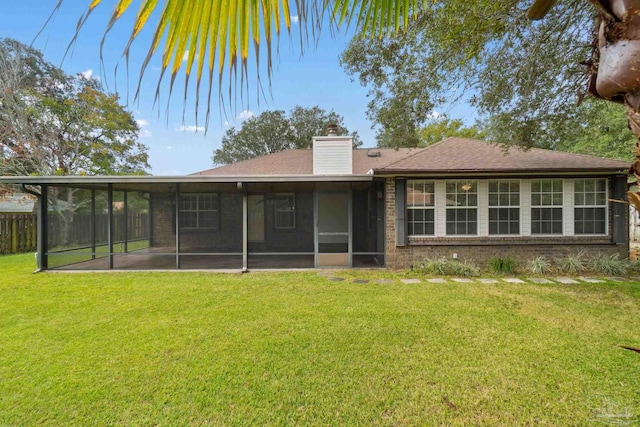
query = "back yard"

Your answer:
(0, 253), (638, 425)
